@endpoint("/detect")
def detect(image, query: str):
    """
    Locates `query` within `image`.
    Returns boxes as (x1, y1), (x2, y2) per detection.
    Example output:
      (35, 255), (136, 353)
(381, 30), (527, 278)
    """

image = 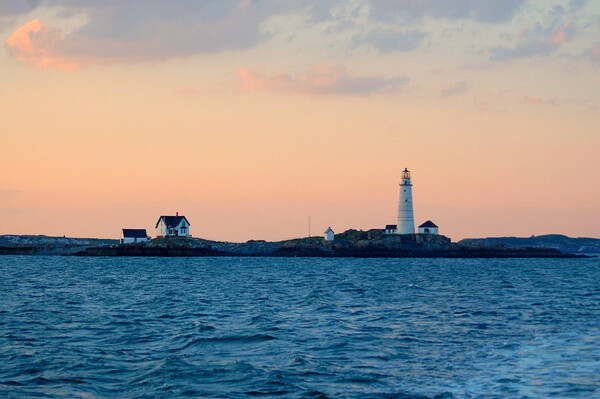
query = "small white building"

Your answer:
(155, 213), (191, 238)
(384, 224), (397, 234)
(122, 229), (150, 244)
(418, 220), (439, 235)
(324, 227), (335, 241)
